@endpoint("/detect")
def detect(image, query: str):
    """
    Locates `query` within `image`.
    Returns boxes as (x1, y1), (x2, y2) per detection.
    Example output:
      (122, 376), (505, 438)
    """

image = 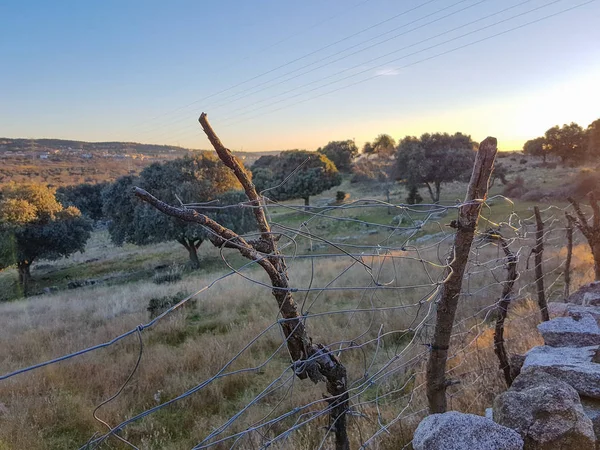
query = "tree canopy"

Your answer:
(316, 140), (358, 172)
(363, 134), (396, 158)
(587, 119), (600, 159)
(102, 154), (255, 269)
(544, 122), (587, 163)
(56, 182), (108, 221)
(394, 132), (476, 203)
(523, 137), (548, 162)
(0, 183), (92, 294)
(251, 150), (341, 206)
